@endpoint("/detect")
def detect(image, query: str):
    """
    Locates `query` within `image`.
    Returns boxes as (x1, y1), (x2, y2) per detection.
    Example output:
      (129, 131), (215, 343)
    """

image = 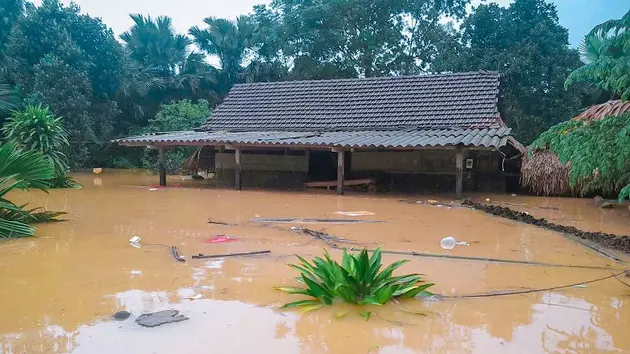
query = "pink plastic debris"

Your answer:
(205, 235), (239, 243)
